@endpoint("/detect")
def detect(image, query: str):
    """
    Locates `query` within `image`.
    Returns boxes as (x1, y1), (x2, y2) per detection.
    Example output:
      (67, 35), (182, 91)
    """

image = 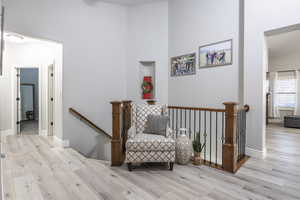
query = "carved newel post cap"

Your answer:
(110, 101), (122, 105)
(223, 102), (238, 106)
